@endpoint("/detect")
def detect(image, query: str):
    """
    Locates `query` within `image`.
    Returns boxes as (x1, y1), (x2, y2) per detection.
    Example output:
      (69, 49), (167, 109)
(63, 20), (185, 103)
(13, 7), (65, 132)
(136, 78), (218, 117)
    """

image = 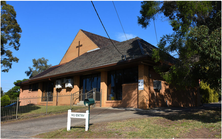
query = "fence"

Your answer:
(1, 88), (101, 122)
